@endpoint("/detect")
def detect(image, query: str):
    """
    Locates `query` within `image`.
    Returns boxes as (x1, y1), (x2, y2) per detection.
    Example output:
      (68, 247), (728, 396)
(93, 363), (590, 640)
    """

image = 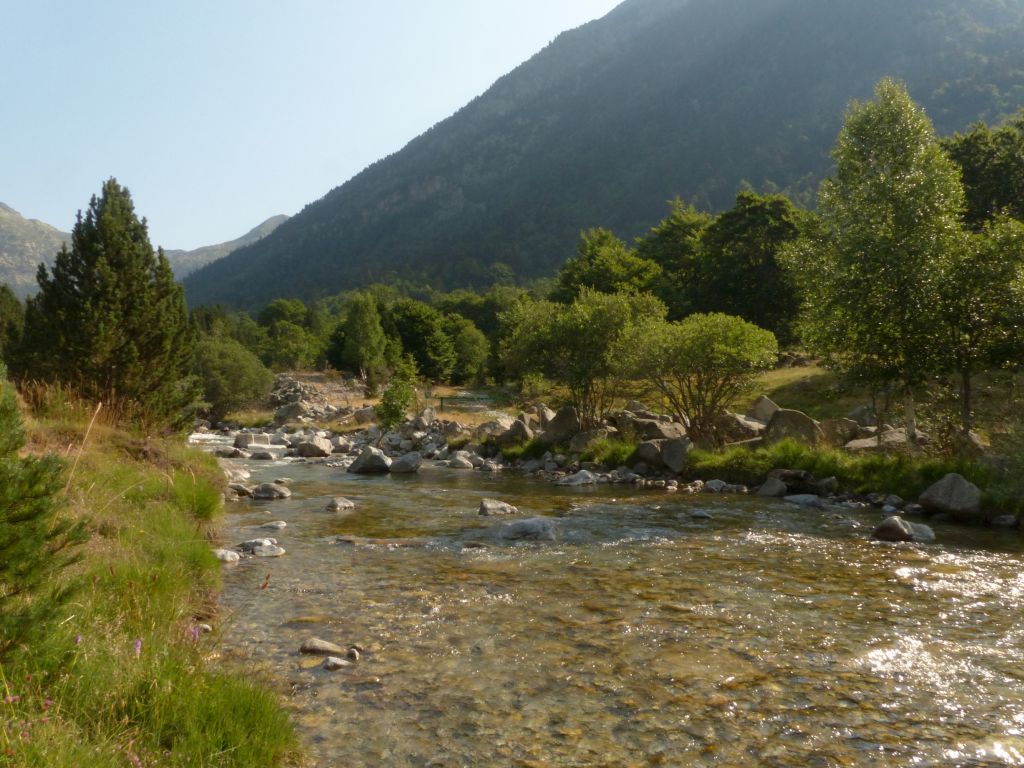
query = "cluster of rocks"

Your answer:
(268, 374), (354, 424)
